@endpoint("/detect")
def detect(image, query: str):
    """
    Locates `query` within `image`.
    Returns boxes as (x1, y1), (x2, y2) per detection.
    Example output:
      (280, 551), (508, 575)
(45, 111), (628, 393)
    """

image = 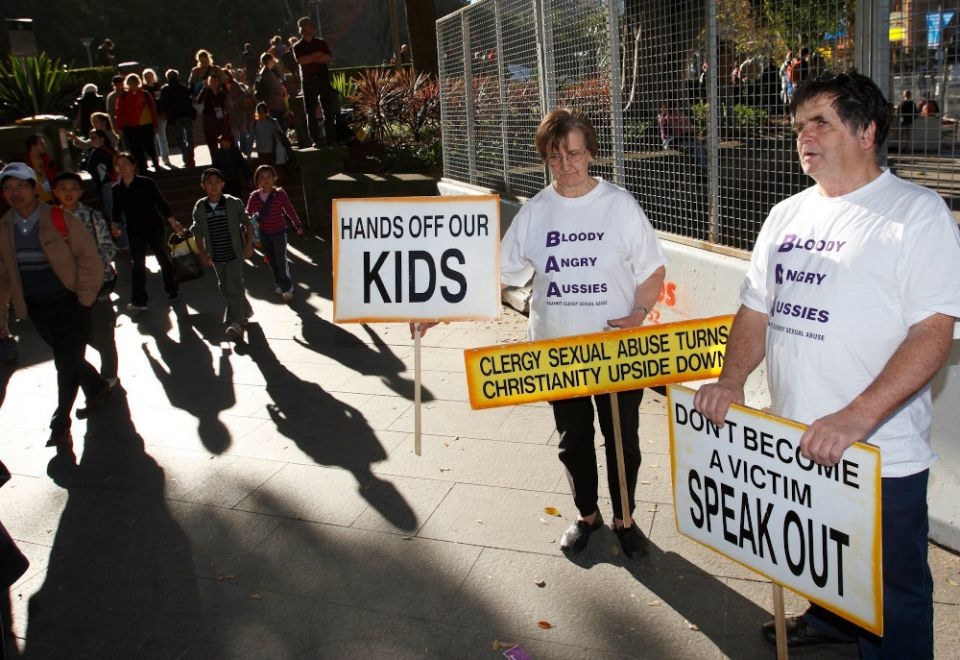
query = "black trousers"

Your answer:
(302, 75), (341, 146)
(26, 291), (105, 432)
(128, 226), (177, 305)
(552, 389), (643, 520)
(123, 124), (158, 170)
